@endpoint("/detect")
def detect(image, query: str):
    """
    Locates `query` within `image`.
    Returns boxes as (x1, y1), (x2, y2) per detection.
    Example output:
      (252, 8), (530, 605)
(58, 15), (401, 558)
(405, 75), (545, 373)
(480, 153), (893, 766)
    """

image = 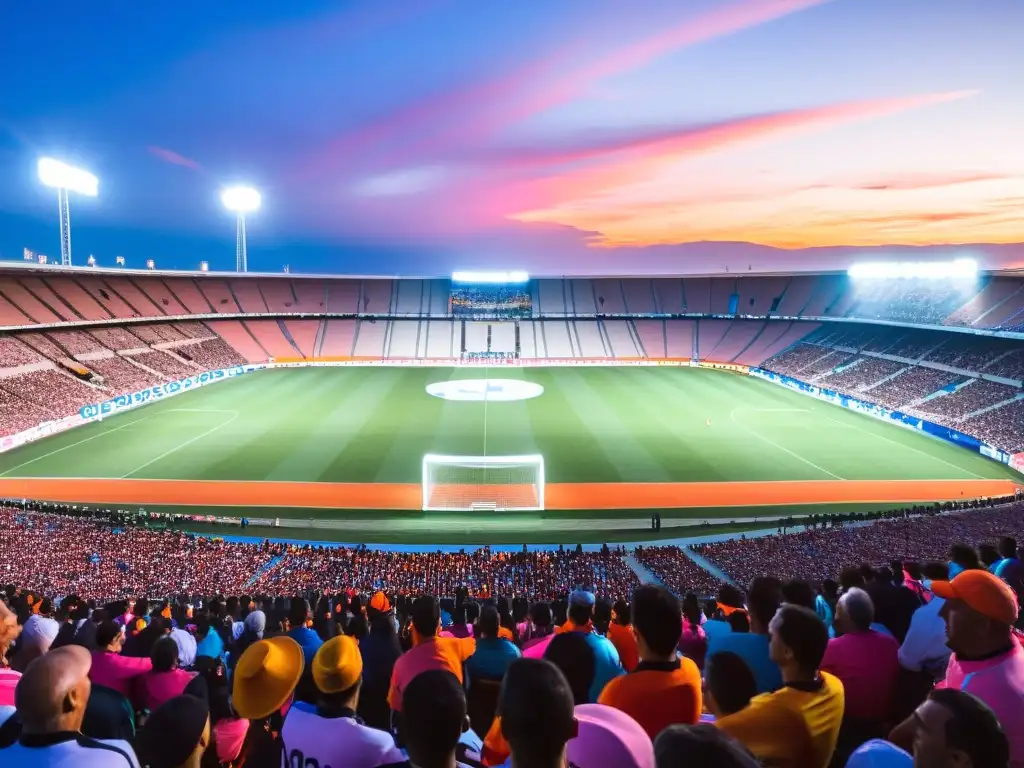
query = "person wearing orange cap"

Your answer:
(279, 636), (405, 767)
(890, 569), (1024, 765)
